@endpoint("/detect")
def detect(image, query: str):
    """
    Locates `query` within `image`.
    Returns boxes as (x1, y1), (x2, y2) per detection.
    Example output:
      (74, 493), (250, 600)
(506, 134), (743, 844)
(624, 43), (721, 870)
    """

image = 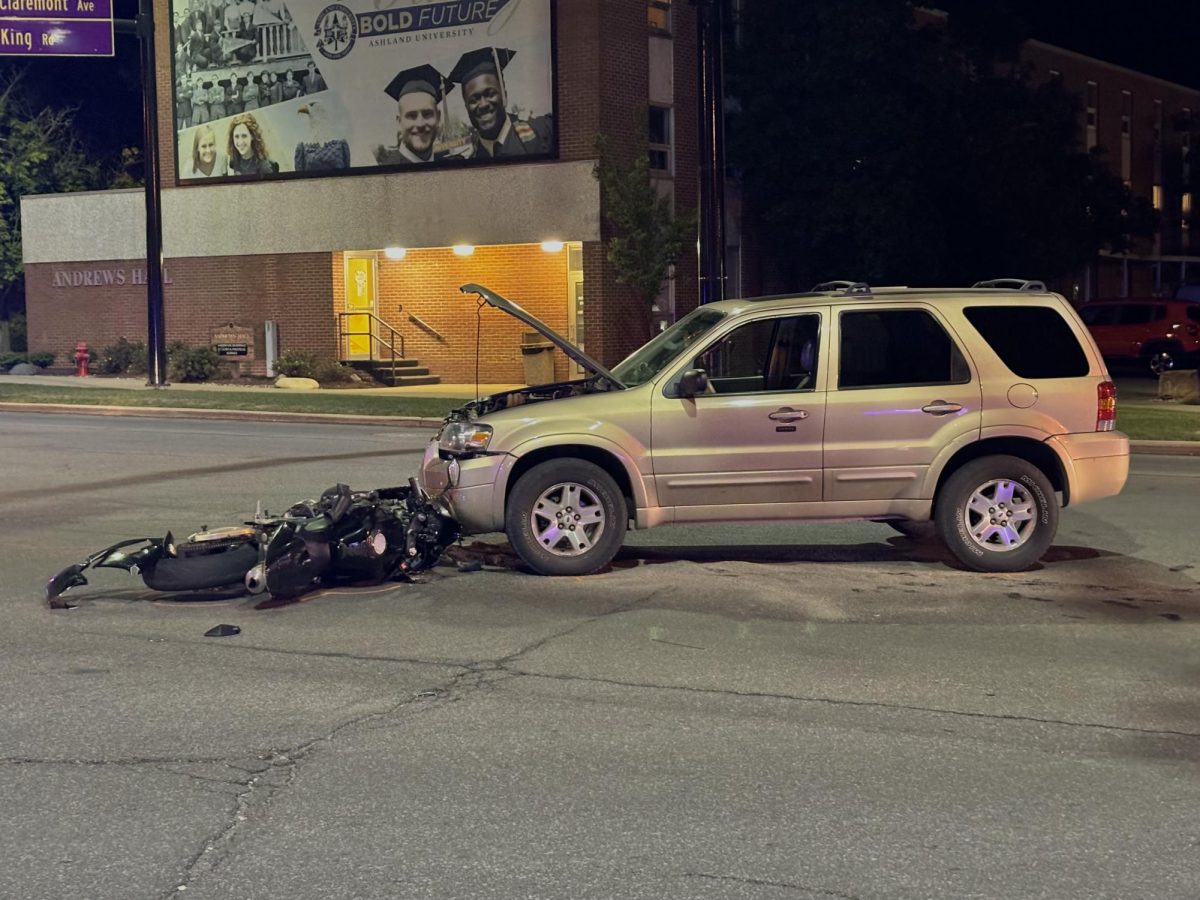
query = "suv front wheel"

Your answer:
(935, 455), (1058, 572)
(505, 458), (628, 576)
